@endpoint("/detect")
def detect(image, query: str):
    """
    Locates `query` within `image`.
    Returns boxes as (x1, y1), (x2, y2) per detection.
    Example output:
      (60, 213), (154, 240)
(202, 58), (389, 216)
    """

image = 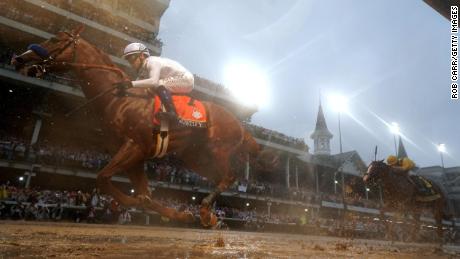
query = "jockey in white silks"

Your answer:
(117, 42), (194, 121)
